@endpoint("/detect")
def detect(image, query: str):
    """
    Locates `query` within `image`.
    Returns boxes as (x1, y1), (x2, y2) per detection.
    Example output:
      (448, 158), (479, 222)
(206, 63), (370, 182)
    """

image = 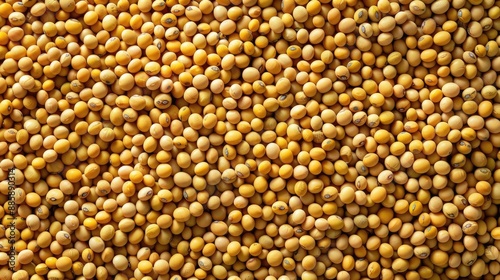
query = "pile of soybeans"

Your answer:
(1, 0), (500, 279)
